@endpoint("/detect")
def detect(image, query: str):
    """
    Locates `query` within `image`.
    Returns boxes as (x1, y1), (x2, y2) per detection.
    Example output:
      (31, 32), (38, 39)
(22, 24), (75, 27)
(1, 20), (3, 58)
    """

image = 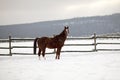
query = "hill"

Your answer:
(0, 13), (120, 39)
